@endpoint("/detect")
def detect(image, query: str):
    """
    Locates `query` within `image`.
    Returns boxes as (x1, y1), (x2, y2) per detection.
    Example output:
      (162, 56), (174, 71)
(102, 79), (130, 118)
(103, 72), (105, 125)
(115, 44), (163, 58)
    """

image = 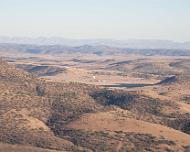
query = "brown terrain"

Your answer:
(0, 46), (190, 152)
